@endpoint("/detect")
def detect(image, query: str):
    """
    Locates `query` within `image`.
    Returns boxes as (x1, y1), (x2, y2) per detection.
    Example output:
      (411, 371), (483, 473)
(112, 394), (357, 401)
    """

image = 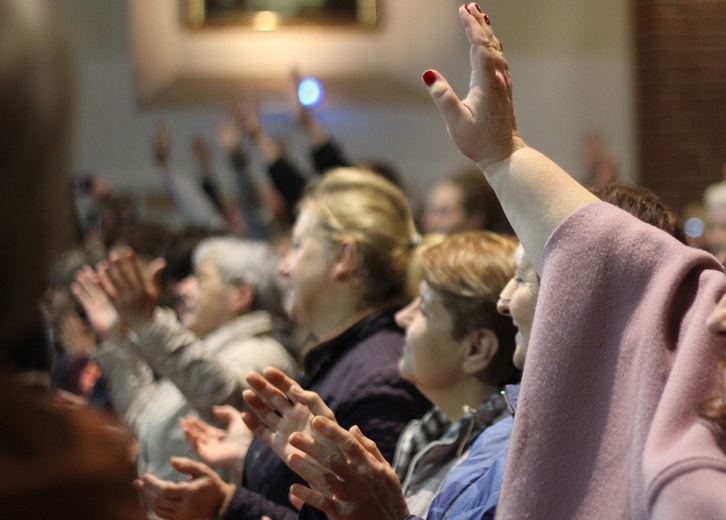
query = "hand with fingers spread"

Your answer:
(423, 3), (525, 171)
(241, 367), (337, 469)
(93, 247), (166, 332)
(71, 265), (125, 340)
(179, 405), (252, 479)
(285, 417), (410, 520)
(135, 457), (235, 520)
